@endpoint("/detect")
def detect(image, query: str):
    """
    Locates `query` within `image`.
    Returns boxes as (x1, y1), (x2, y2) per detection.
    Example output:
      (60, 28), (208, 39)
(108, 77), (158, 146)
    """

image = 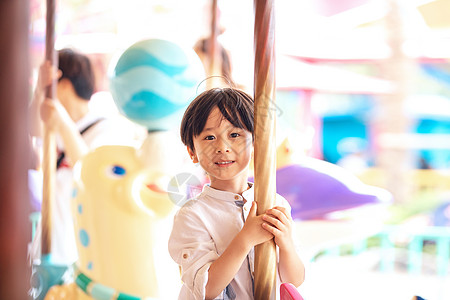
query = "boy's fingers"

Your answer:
(263, 214), (284, 230)
(269, 206), (292, 221)
(266, 208), (291, 225)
